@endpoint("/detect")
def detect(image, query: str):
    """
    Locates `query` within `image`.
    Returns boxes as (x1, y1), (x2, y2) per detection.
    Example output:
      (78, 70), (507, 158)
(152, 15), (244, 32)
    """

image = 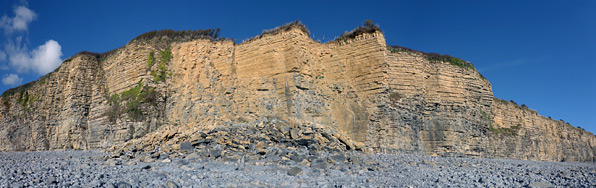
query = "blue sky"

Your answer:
(0, 0), (594, 134)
